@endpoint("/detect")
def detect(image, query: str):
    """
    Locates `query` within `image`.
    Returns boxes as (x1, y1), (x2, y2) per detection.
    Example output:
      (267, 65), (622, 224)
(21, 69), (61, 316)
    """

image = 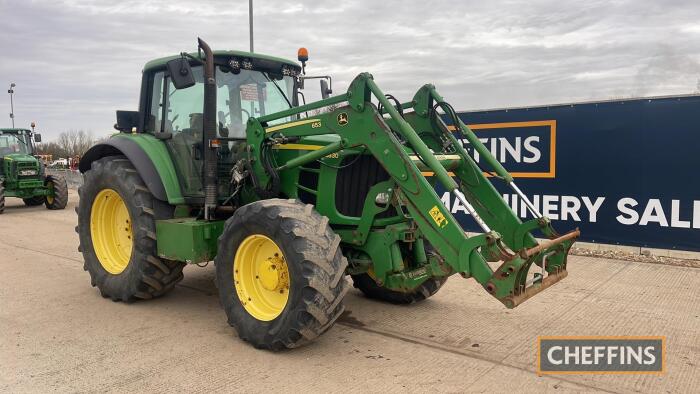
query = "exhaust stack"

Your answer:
(198, 38), (218, 220)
